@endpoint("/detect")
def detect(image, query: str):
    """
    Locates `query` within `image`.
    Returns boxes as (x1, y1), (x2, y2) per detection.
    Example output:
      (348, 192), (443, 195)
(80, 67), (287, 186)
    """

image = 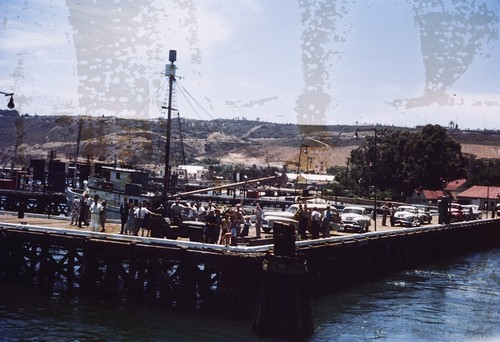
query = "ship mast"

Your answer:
(163, 50), (177, 201)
